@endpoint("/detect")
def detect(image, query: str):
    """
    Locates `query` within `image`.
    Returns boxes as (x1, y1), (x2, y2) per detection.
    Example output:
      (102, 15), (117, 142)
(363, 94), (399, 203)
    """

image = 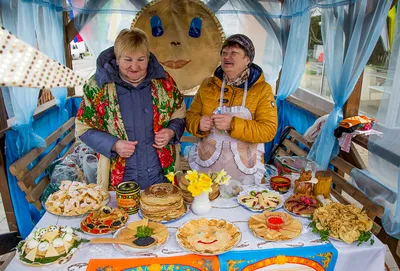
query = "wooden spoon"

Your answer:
(90, 236), (158, 249)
